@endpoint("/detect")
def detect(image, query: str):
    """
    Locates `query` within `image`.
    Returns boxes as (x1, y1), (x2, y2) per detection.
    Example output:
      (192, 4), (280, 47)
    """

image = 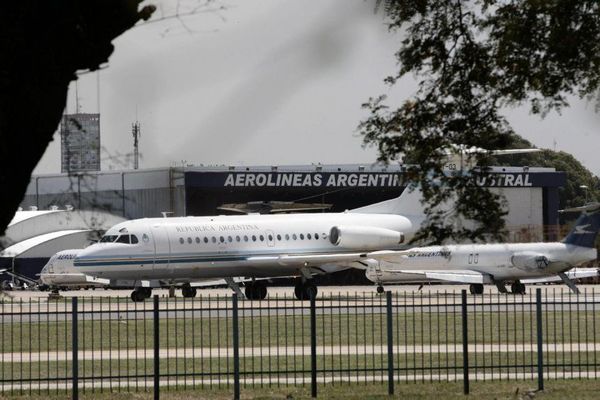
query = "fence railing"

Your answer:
(2, 288), (600, 398)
